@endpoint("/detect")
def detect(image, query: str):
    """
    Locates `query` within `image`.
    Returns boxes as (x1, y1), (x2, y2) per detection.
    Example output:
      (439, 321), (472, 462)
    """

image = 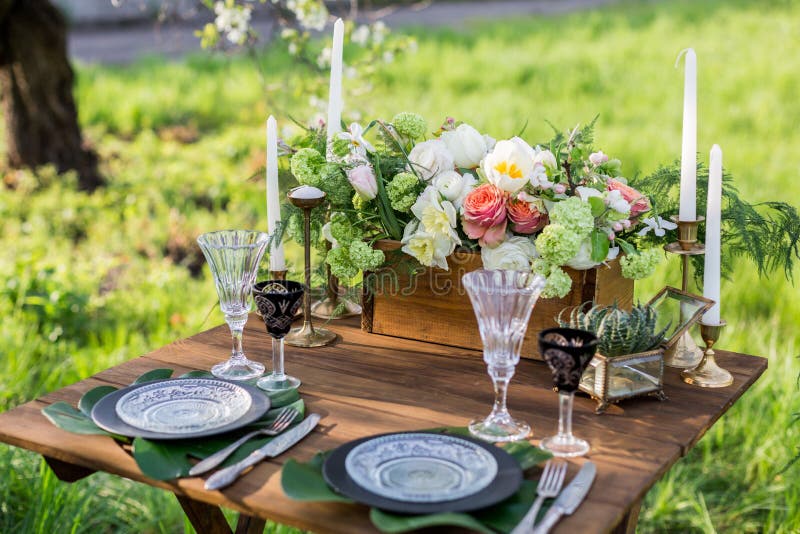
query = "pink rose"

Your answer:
(507, 198), (547, 234)
(462, 183), (508, 247)
(347, 164), (378, 200)
(607, 179), (650, 216)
